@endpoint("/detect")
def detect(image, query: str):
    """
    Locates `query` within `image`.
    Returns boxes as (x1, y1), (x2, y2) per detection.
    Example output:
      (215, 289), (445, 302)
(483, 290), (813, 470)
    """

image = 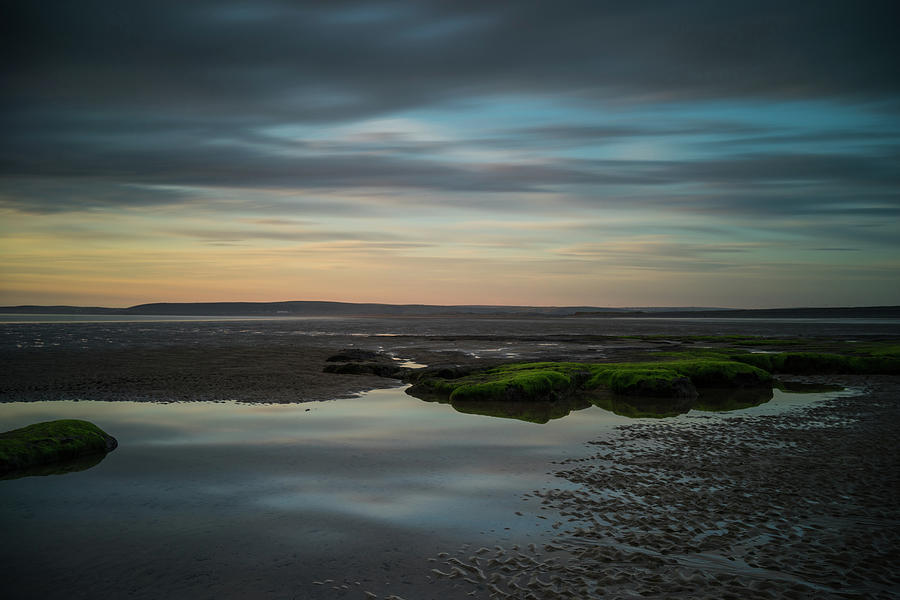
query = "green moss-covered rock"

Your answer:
(587, 367), (697, 397)
(584, 360), (770, 394)
(401, 338), (900, 418)
(653, 359), (773, 387)
(408, 362), (588, 403)
(406, 358), (771, 406)
(323, 362), (408, 377)
(449, 368), (578, 403)
(0, 419), (118, 474)
(325, 349), (383, 362)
